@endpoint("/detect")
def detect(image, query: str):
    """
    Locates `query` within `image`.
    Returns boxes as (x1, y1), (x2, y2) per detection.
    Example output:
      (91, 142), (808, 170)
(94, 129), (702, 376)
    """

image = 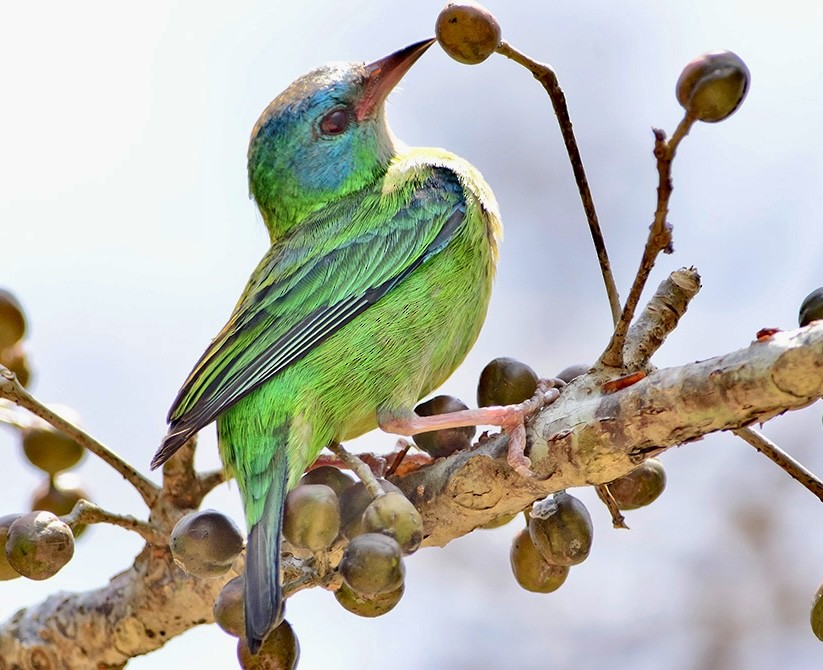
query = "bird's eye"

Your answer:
(319, 108), (351, 136)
